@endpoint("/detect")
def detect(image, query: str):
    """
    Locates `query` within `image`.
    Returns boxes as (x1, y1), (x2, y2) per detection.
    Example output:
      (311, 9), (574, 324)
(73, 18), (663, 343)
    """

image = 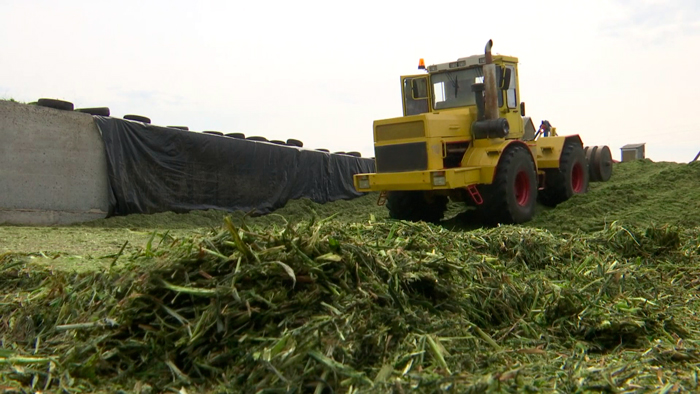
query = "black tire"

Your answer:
(538, 140), (589, 207)
(592, 145), (613, 182)
(387, 191), (447, 224)
(346, 151), (362, 157)
(75, 107), (110, 116)
(226, 132), (245, 139)
(586, 146), (600, 182)
(124, 114), (151, 124)
(270, 140), (287, 145)
(203, 131), (224, 136)
(479, 145), (538, 224)
(286, 138), (303, 147)
(333, 151), (346, 155)
(316, 148), (330, 152)
(168, 126), (189, 130)
(247, 136), (268, 142)
(37, 98), (74, 111)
